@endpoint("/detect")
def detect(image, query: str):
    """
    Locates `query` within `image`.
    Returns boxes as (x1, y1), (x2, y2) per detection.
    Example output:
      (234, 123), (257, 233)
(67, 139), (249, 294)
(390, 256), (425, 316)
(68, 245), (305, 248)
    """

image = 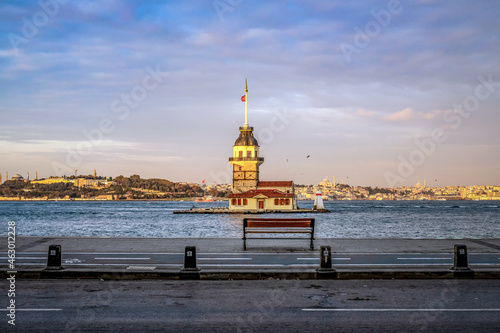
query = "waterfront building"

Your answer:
(74, 178), (100, 187)
(228, 79), (297, 211)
